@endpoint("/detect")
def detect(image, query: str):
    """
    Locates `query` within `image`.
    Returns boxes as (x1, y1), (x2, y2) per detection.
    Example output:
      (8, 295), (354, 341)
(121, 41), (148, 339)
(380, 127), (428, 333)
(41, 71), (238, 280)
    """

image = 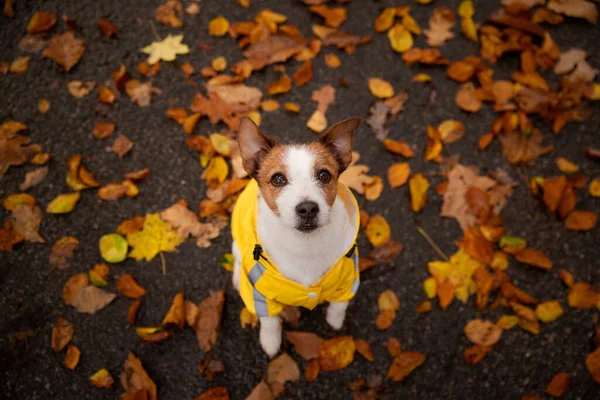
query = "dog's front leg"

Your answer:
(259, 316), (282, 357)
(326, 301), (348, 330)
